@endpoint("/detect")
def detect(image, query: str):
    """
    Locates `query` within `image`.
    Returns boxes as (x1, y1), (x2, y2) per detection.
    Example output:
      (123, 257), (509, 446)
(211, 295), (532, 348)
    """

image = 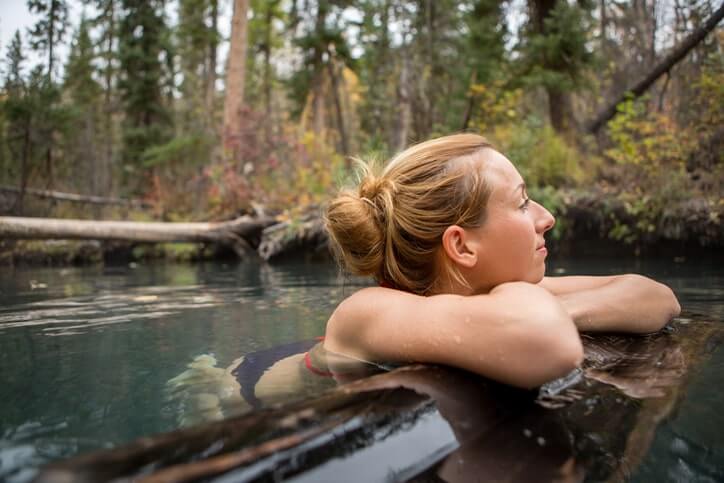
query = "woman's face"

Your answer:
(465, 149), (555, 293)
